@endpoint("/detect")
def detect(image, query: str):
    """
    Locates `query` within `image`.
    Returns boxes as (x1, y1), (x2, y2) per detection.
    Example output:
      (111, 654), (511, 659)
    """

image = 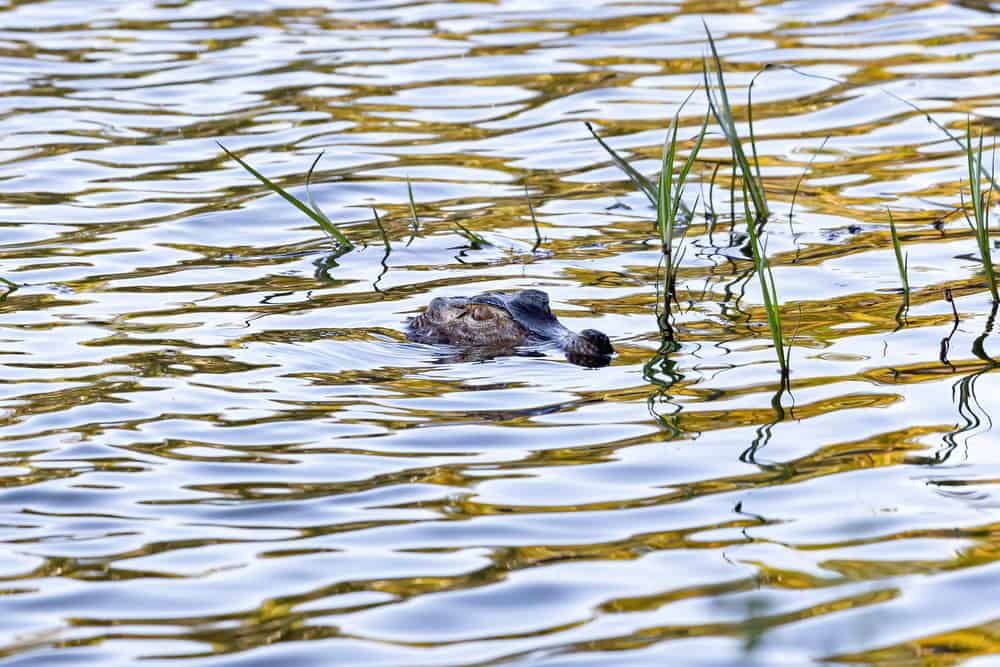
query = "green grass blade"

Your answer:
(305, 152), (332, 226)
(743, 179), (786, 376)
(966, 121), (998, 302)
(585, 121), (658, 205)
(454, 221), (489, 248)
(703, 24), (737, 138)
(407, 178), (419, 232)
(525, 184), (542, 247)
(747, 70), (765, 188)
(968, 122), (983, 225)
(372, 208), (391, 254)
(887, 209), (910, 296)
(664, 89), (699, 223)
(885, 89), (1000, 193)
(790, 135), (830, 225)
(703, 60), (756, 216)
(988, 170), (997, 300)
(658, 115), (679, 248)
(677, 109), (710, 189)
(672, 110), (710, 224)
(702, 24), (769, 220)
(219, 142), (352, 248)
